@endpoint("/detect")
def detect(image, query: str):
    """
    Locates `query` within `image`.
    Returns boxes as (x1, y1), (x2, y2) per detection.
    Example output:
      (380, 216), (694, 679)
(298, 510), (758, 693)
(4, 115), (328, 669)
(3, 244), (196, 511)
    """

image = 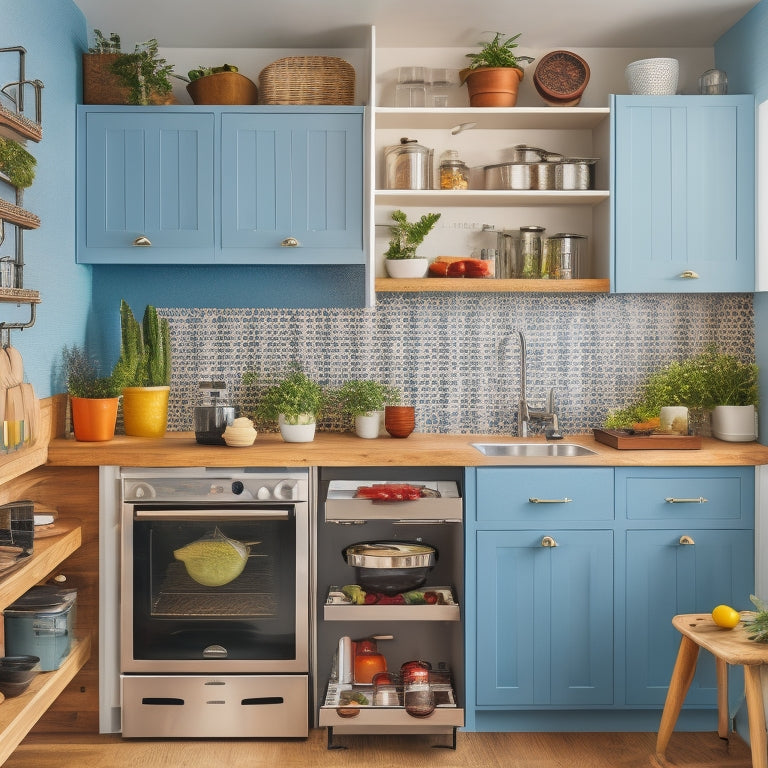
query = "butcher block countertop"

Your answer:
(45, 431), (768, 467)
